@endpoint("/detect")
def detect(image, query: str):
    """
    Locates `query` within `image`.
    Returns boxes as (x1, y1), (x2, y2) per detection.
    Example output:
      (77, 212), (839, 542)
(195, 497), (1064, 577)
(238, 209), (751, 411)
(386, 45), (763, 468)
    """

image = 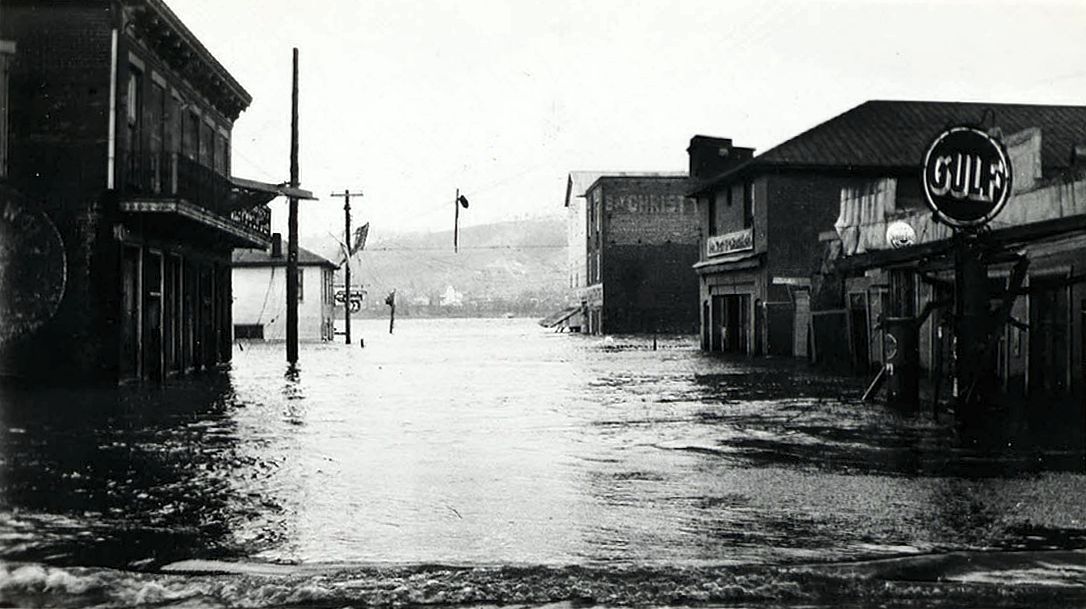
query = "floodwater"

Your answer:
(0, 318), (1084, 608)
